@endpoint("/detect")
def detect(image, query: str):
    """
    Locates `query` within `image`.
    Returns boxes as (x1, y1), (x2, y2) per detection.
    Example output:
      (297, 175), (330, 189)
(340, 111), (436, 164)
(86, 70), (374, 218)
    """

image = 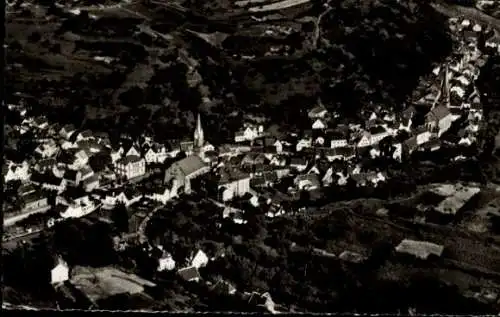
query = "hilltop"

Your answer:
(5, 0), (453, 144)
